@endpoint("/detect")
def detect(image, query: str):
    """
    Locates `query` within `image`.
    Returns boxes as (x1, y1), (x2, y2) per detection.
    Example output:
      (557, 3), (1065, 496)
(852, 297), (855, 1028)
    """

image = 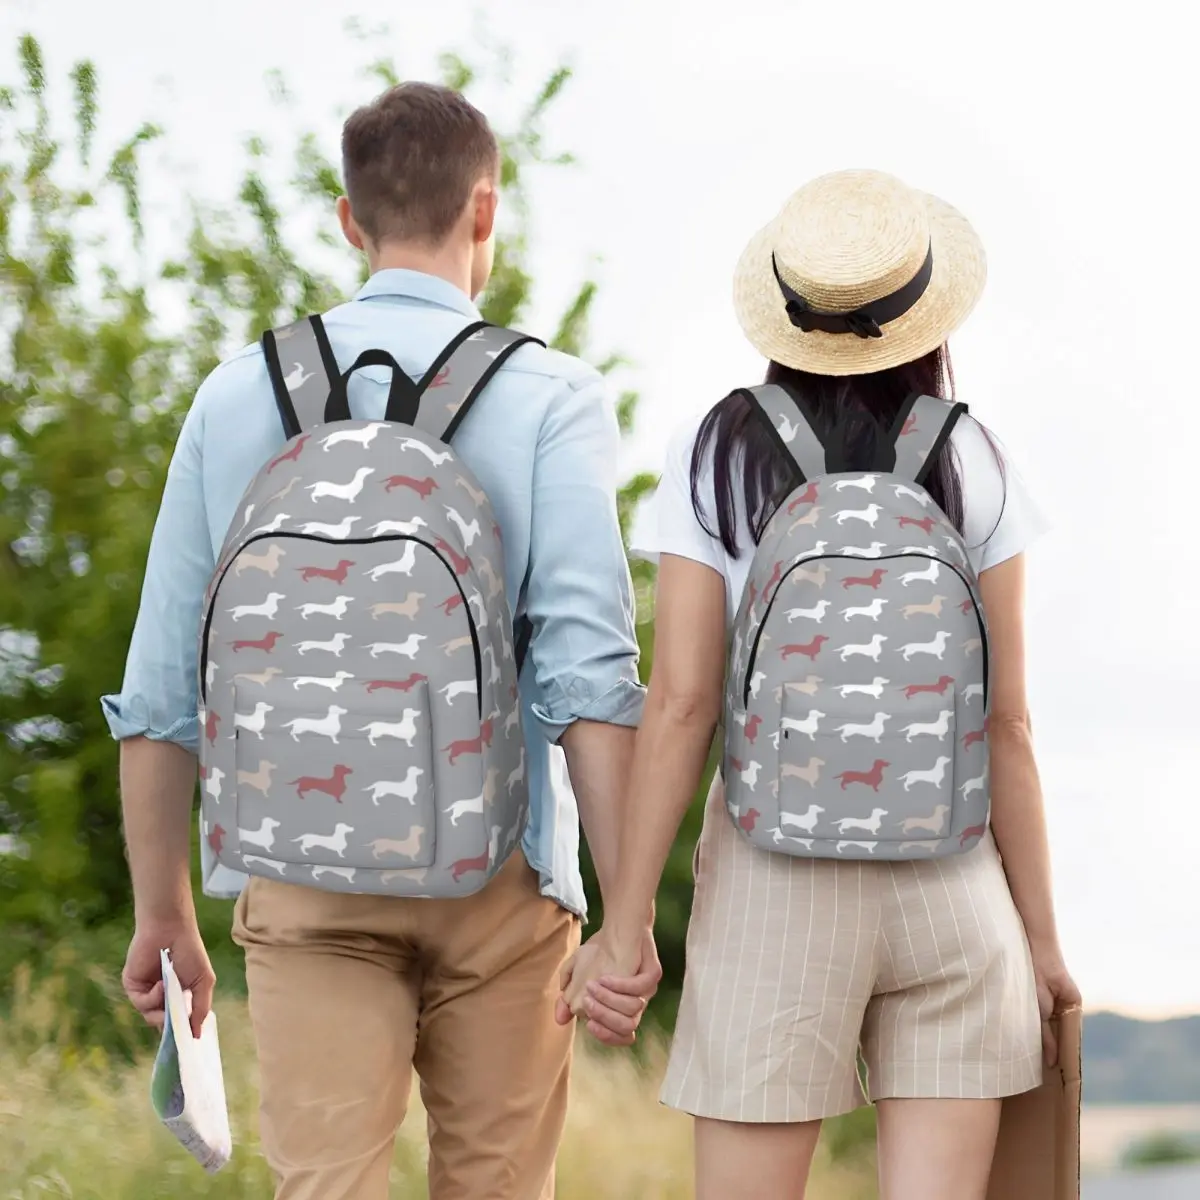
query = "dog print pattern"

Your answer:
(723, 467), (991, 862)
(199, 418), (527, 898)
